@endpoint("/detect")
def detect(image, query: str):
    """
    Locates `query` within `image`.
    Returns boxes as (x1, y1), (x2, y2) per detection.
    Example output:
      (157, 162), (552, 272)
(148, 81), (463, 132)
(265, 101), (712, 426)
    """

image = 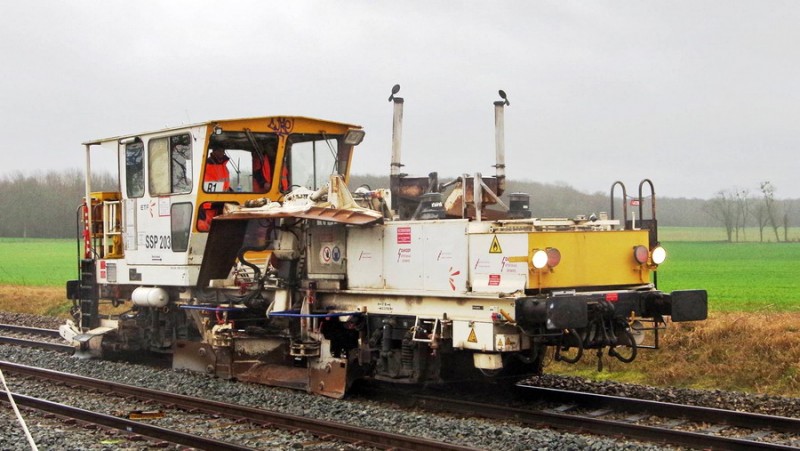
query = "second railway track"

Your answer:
(0, 360), (478, 451)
